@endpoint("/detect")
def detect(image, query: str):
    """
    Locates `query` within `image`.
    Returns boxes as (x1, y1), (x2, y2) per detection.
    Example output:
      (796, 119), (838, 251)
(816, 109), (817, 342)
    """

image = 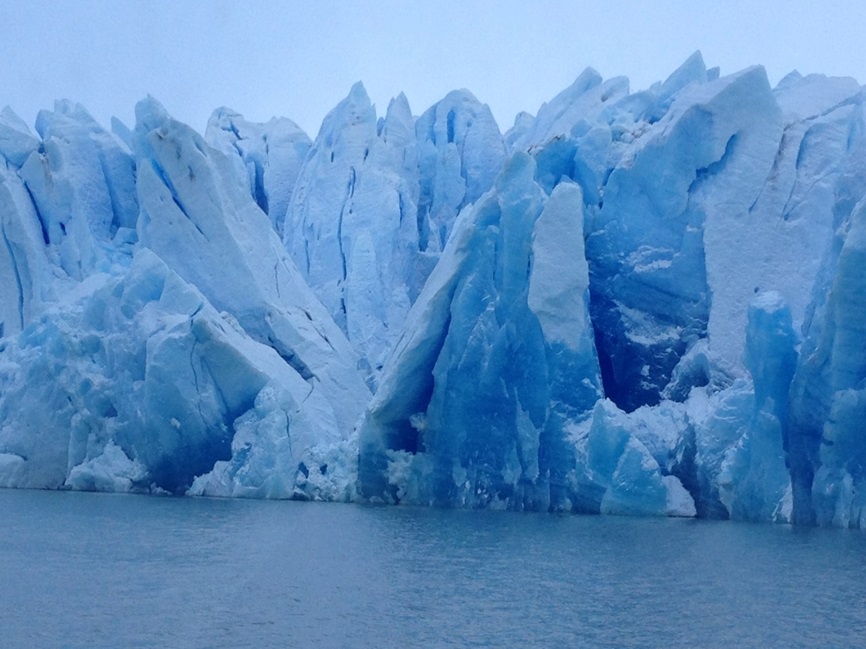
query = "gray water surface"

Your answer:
(1, 489), (864, 648)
